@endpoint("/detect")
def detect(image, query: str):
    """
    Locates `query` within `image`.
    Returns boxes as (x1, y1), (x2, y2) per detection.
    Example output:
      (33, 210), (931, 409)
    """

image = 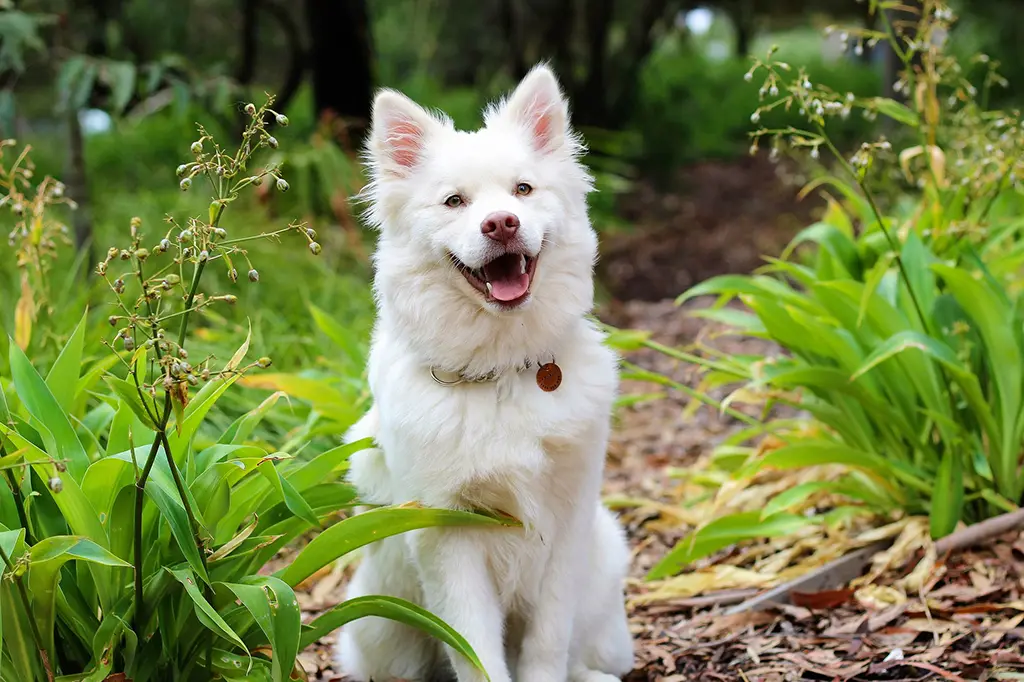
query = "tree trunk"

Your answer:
(303, 0), (374, 147)
(237, 0), (258, 85)
(576, 0), (614, 127)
